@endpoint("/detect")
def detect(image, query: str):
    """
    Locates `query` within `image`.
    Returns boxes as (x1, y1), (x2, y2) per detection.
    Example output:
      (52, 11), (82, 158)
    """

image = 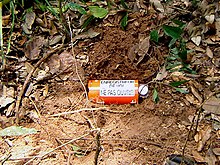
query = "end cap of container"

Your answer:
(138, 84), (148, 97)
